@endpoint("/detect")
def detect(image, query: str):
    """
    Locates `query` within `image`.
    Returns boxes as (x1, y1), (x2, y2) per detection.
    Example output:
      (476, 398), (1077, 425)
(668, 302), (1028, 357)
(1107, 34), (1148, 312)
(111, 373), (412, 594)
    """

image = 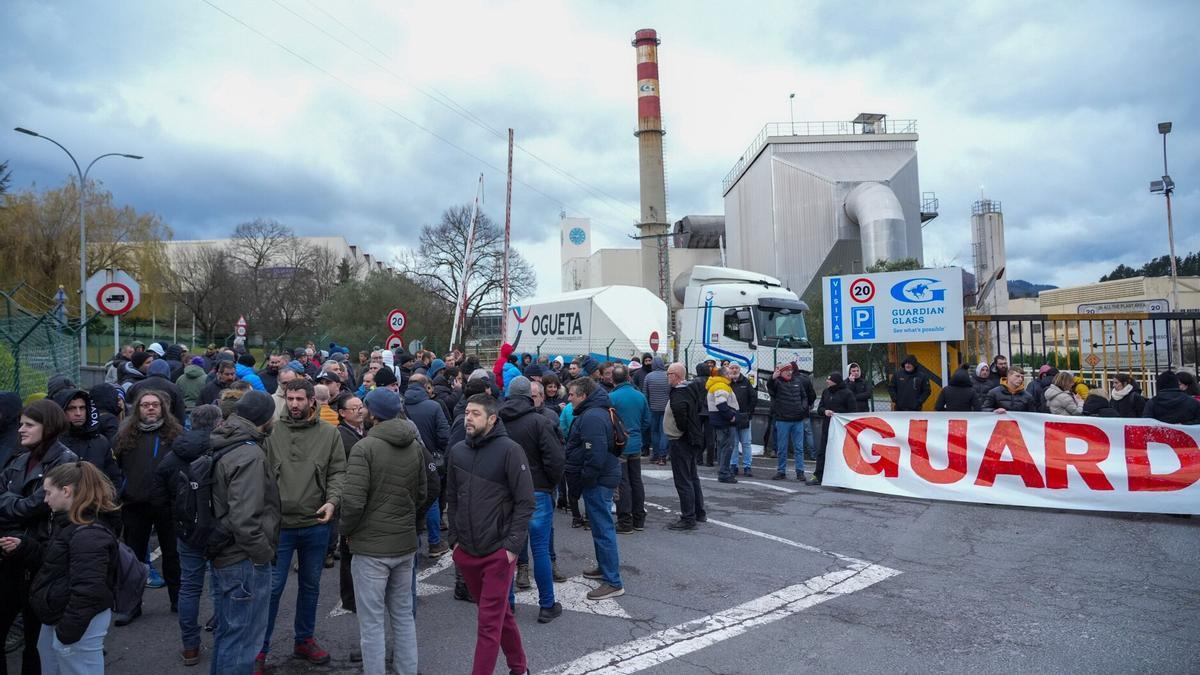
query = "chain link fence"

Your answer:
(1, 288), (80, 398)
